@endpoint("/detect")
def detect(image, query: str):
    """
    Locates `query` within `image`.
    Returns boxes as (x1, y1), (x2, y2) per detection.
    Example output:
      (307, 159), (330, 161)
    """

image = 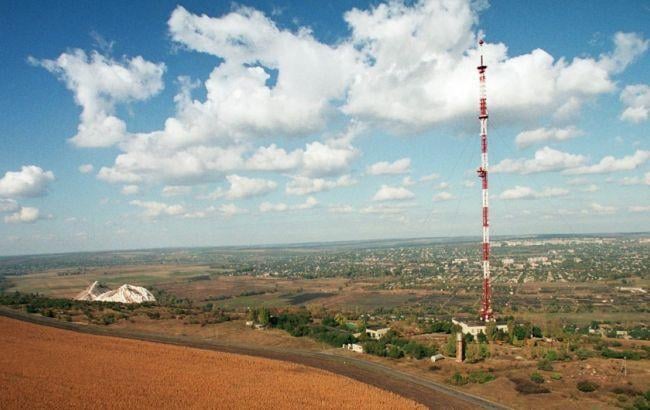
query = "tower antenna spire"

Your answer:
(477, 39), (494, 322)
